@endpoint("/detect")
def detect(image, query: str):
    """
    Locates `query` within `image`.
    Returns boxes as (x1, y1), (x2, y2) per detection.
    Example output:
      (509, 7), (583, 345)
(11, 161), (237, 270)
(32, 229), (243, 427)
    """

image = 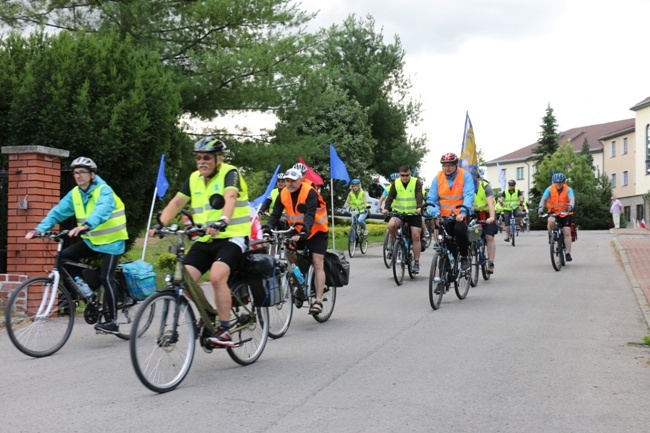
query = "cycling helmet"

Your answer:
(552, 173), (566, 183)
(293, 162), (308, 175)
(70, 157), (97, 172)
(277, 173), (285, 180)
(440, 153), (459, 164)
(508, 179), (516, 186)
(284, 168), (302, 180)
(389, 172), (400, 180)
(193, 137), (226, 153)
(351, 179), (361, 185)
